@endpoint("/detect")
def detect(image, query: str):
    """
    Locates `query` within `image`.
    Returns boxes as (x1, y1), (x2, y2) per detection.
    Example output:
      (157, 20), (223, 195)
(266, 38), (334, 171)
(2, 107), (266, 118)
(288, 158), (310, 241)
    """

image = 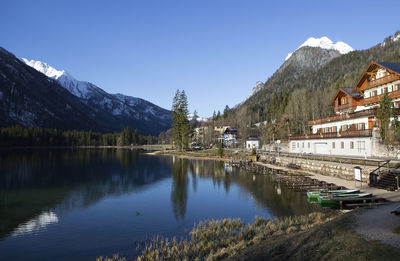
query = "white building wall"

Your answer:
(290, 137), (372, 157)
(312, 117), (369, 134)
(246, 140), (260, 150)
